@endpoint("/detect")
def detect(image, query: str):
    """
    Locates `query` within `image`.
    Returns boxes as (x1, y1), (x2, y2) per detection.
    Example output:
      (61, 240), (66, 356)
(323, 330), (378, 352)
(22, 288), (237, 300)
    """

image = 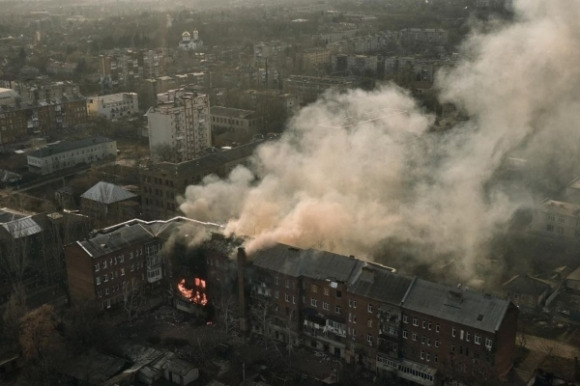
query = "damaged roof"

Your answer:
(402, 278), (511, 333)
(348, 263), (413, 305)
(251, 243), (362, 282)
(81, 181), (137, 204)
(502, 275), (552, 296)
